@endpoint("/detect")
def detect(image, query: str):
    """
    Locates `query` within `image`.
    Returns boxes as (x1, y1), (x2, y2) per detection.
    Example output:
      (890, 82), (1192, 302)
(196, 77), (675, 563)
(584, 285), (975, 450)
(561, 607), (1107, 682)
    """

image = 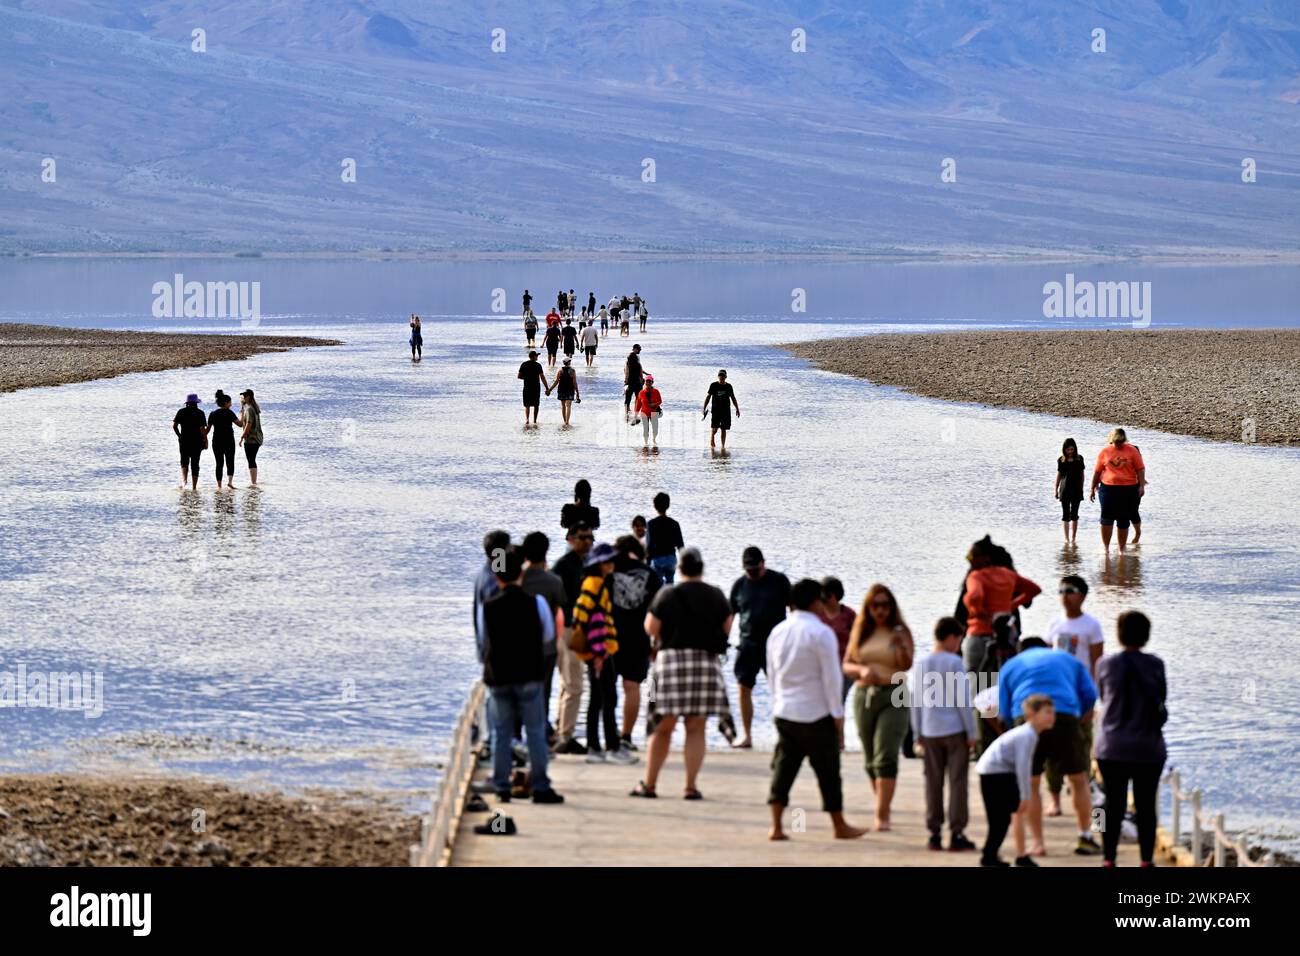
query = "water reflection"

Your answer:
(1098, 551), (1144, 593)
